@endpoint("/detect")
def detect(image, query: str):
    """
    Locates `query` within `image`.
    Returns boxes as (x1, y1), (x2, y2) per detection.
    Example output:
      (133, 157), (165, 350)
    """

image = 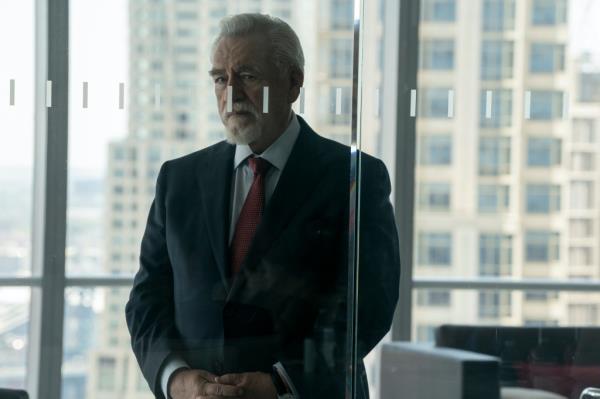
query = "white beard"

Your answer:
(224, 116), (263, 145)
(221, 103), (263, 145)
